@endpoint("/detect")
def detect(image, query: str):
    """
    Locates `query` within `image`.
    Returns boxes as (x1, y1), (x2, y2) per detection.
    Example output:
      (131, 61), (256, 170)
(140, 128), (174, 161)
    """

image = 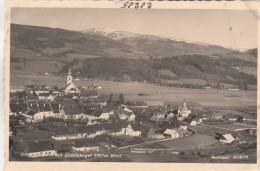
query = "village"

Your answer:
(9, 69), (257, 162)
